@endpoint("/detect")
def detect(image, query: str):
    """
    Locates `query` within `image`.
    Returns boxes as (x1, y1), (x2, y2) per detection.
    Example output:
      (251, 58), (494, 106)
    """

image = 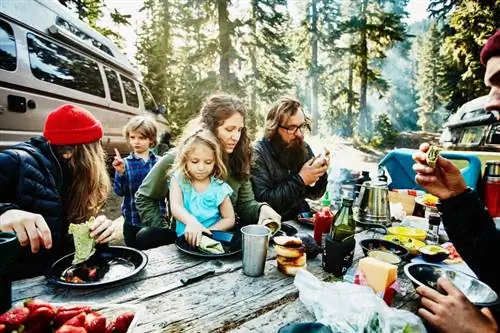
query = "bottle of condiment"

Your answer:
(313, 192), (334, 248)
(331, 197), (356, 242)
(426, 213), (441, 245)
